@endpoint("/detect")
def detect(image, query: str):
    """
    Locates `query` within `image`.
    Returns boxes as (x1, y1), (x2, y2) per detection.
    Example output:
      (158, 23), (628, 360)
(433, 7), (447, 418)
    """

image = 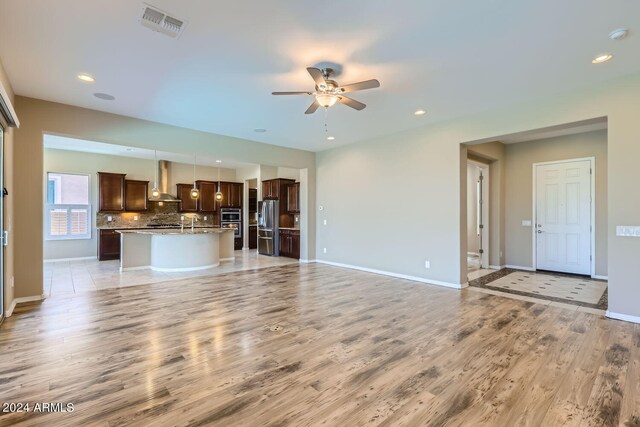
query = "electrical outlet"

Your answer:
(323, 248), (327, 254)
(181, 215), (185, 221)
(204, 216), (208, 221)
(424, 260), (430, 269)
(134, 215), (139, 221)
(107, 216), (113, 222)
